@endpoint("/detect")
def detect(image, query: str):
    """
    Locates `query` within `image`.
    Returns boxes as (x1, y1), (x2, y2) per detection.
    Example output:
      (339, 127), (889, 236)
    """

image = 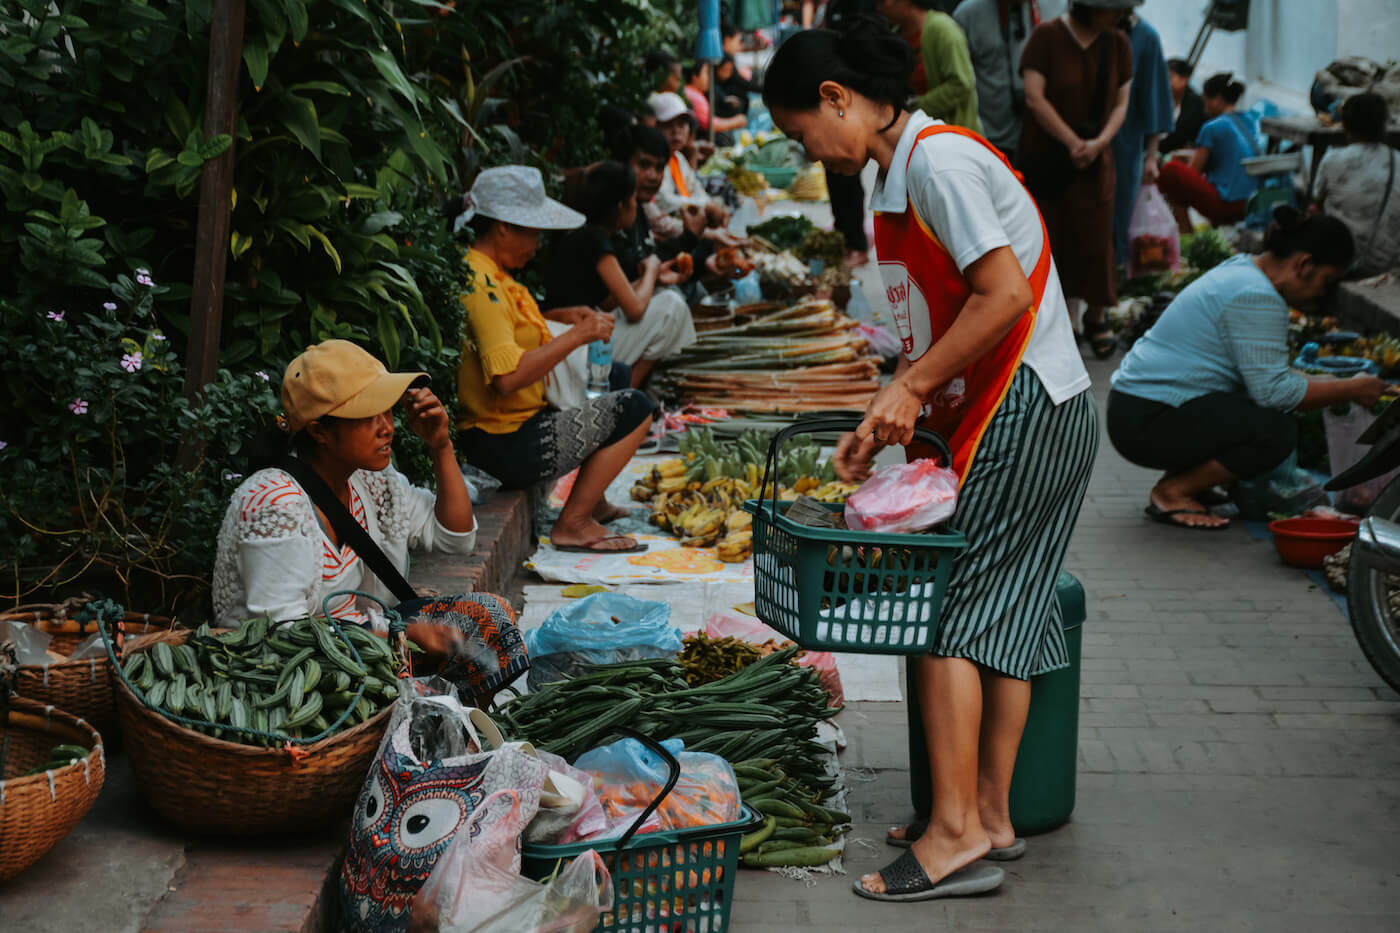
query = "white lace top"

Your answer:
(212, 465), (477, 632)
